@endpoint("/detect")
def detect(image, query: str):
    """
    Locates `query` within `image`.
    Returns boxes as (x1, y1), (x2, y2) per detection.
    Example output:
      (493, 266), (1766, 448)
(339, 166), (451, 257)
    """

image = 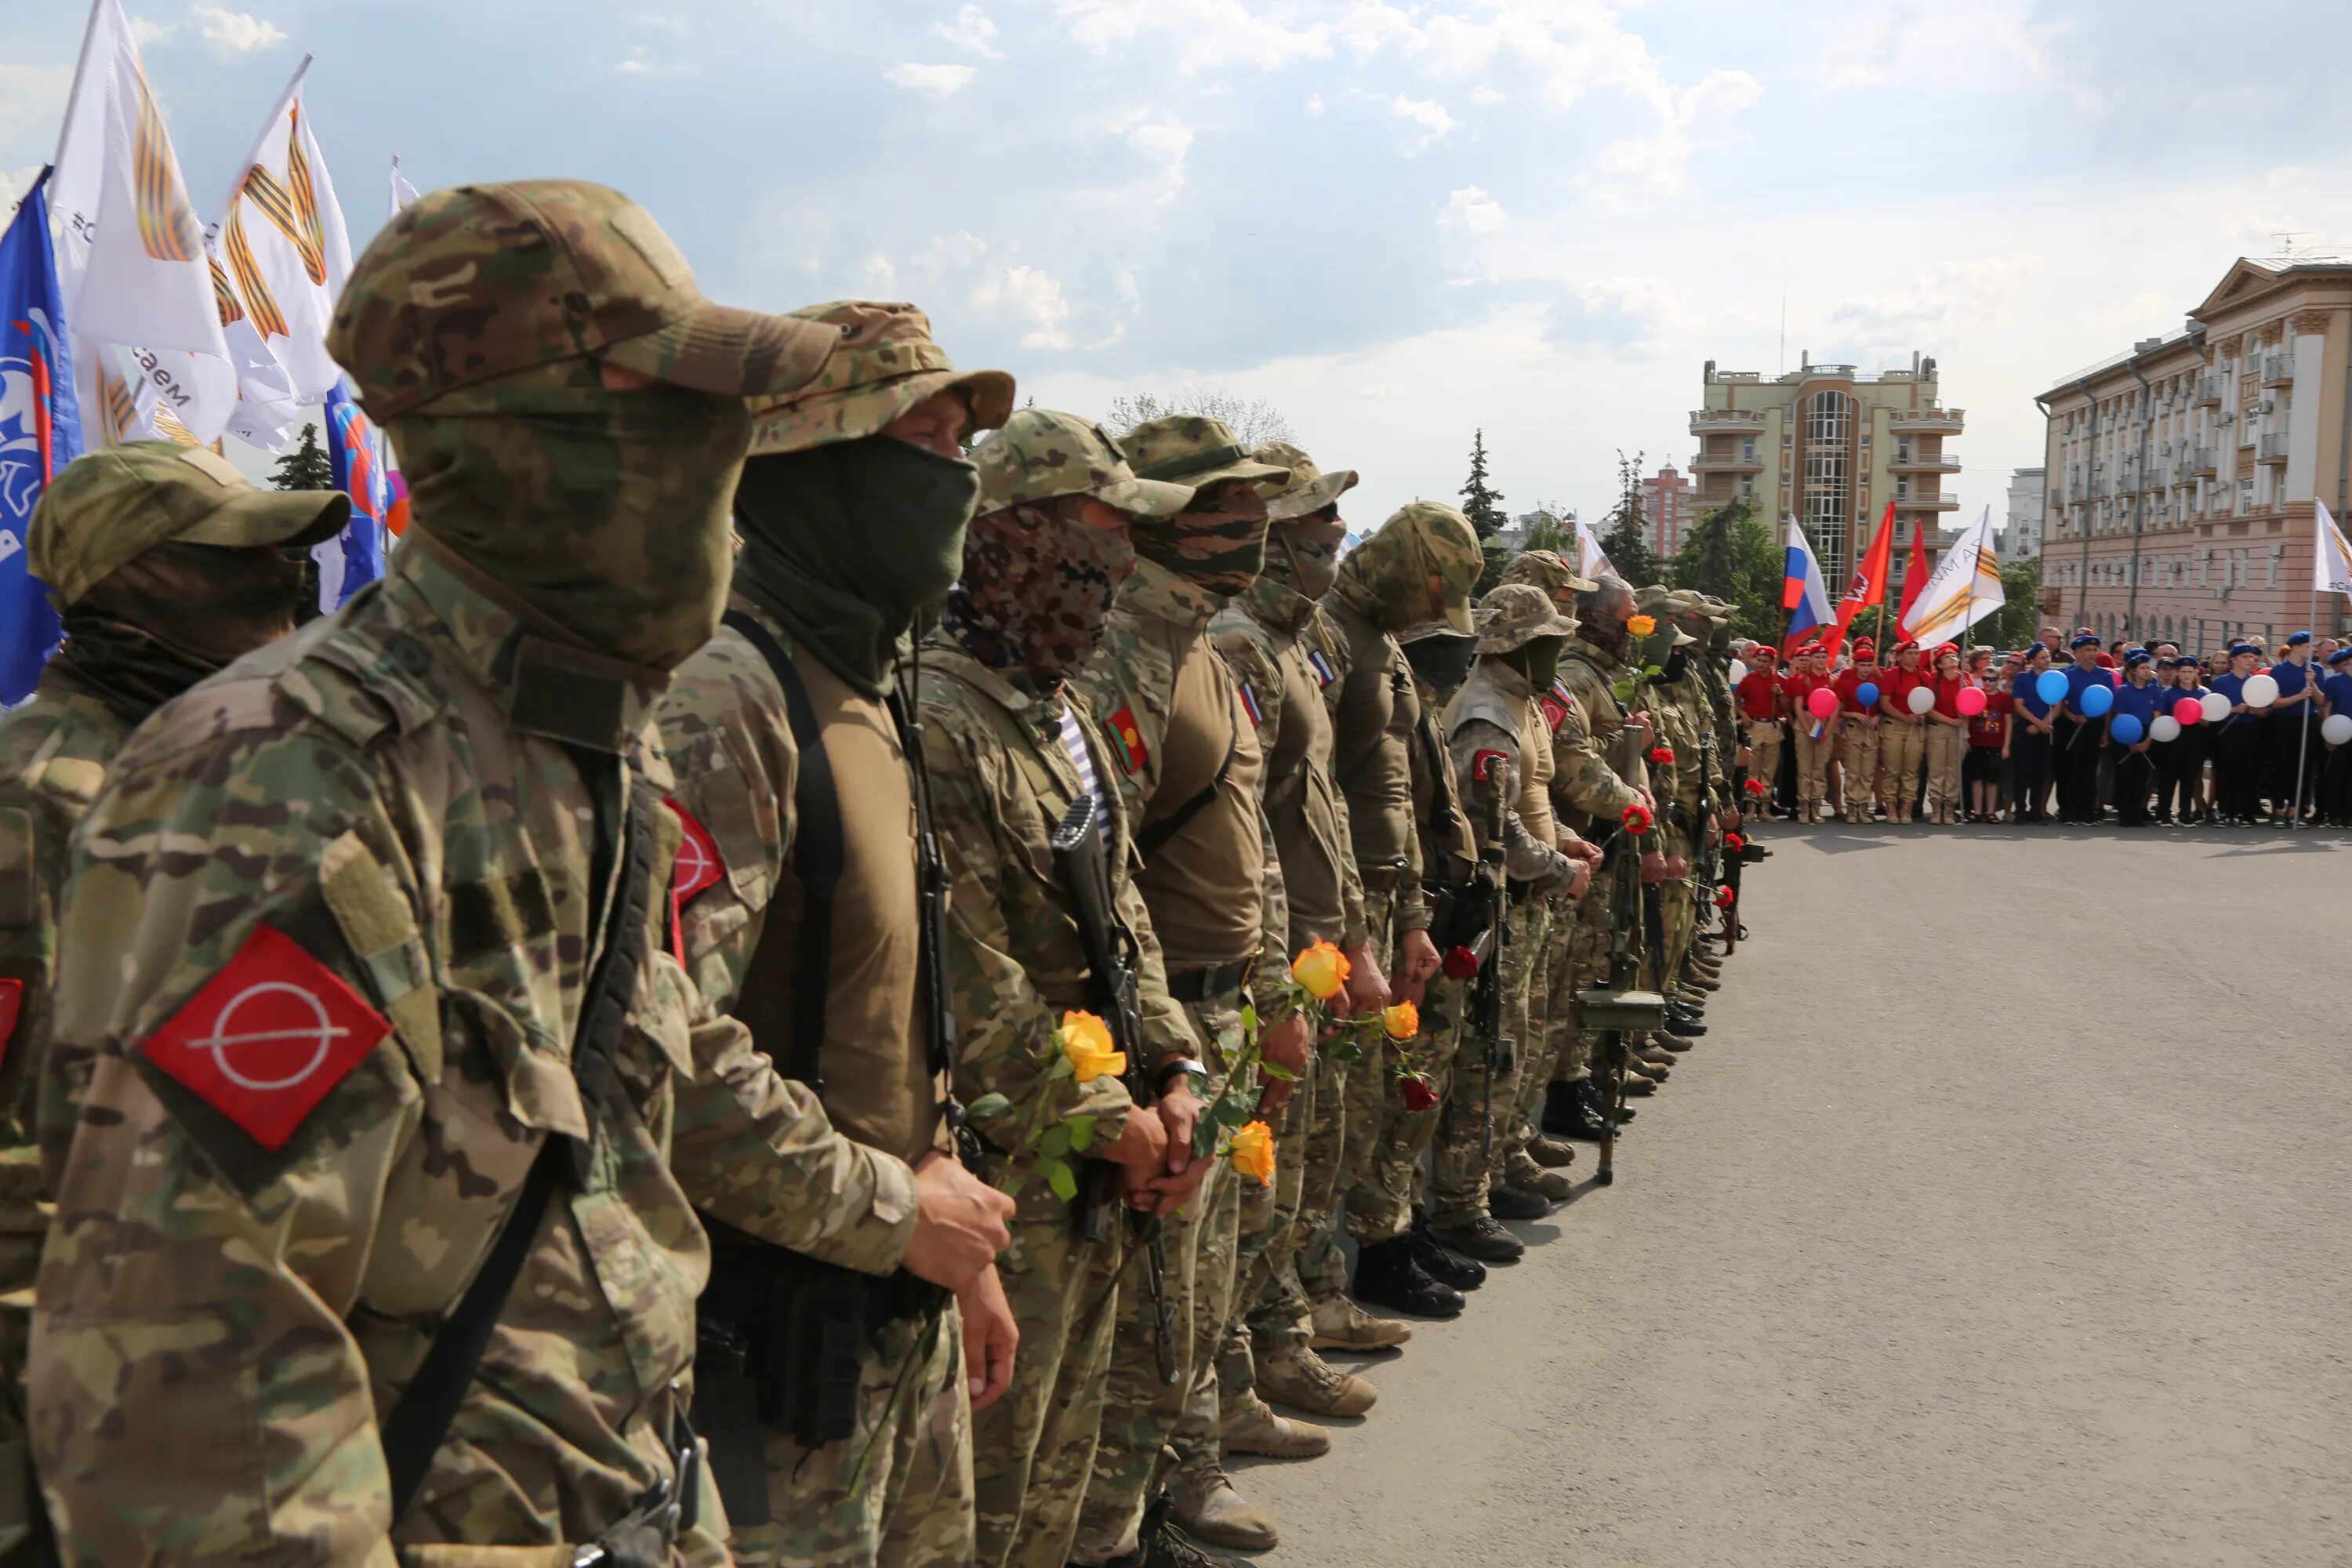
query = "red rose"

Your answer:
(1743, 777), (1766, 797)
(1649, 746), (1675, 765)
(1621, 802), (1653, 836)
(1715, 886), (1736, 909)
(1724, 832), (1745, 852)
(1400, 1074), (1440, 1112)
(1441, 945), (1479, 980)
